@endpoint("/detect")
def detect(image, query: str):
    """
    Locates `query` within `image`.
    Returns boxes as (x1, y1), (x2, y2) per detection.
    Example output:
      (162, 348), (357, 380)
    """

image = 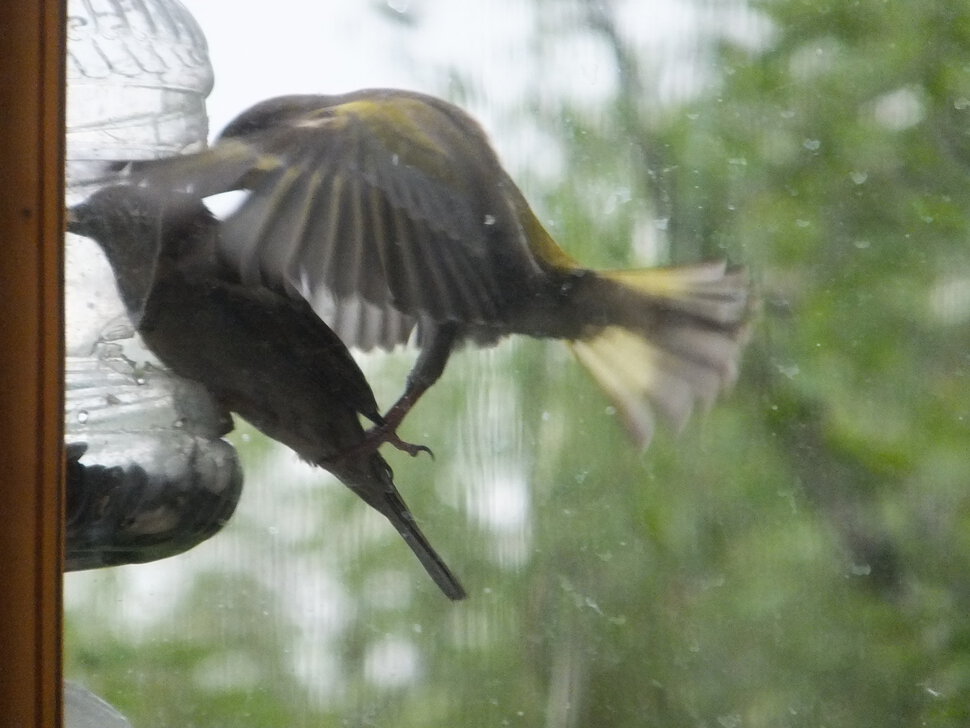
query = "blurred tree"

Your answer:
(508, 0), (970, 724)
